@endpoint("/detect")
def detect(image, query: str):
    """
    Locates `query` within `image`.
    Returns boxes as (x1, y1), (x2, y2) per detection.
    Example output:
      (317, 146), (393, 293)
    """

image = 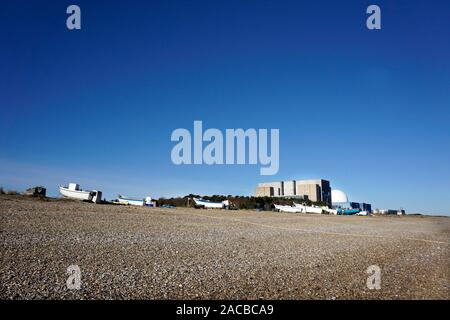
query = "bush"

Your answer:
(0, 187), (21, 195)
(156, 195), (326, 211)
